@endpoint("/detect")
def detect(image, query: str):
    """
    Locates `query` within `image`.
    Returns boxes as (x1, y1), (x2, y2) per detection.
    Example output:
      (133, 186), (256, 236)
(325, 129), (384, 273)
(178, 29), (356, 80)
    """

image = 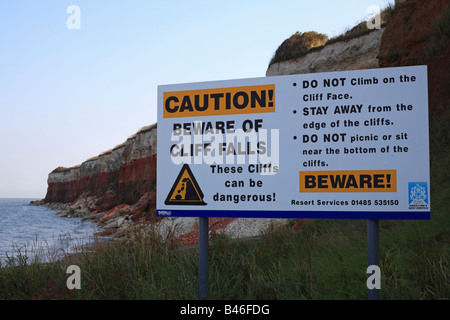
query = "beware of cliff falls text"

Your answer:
(169, 121), (279, 175)
(164, 85), (279, 174)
